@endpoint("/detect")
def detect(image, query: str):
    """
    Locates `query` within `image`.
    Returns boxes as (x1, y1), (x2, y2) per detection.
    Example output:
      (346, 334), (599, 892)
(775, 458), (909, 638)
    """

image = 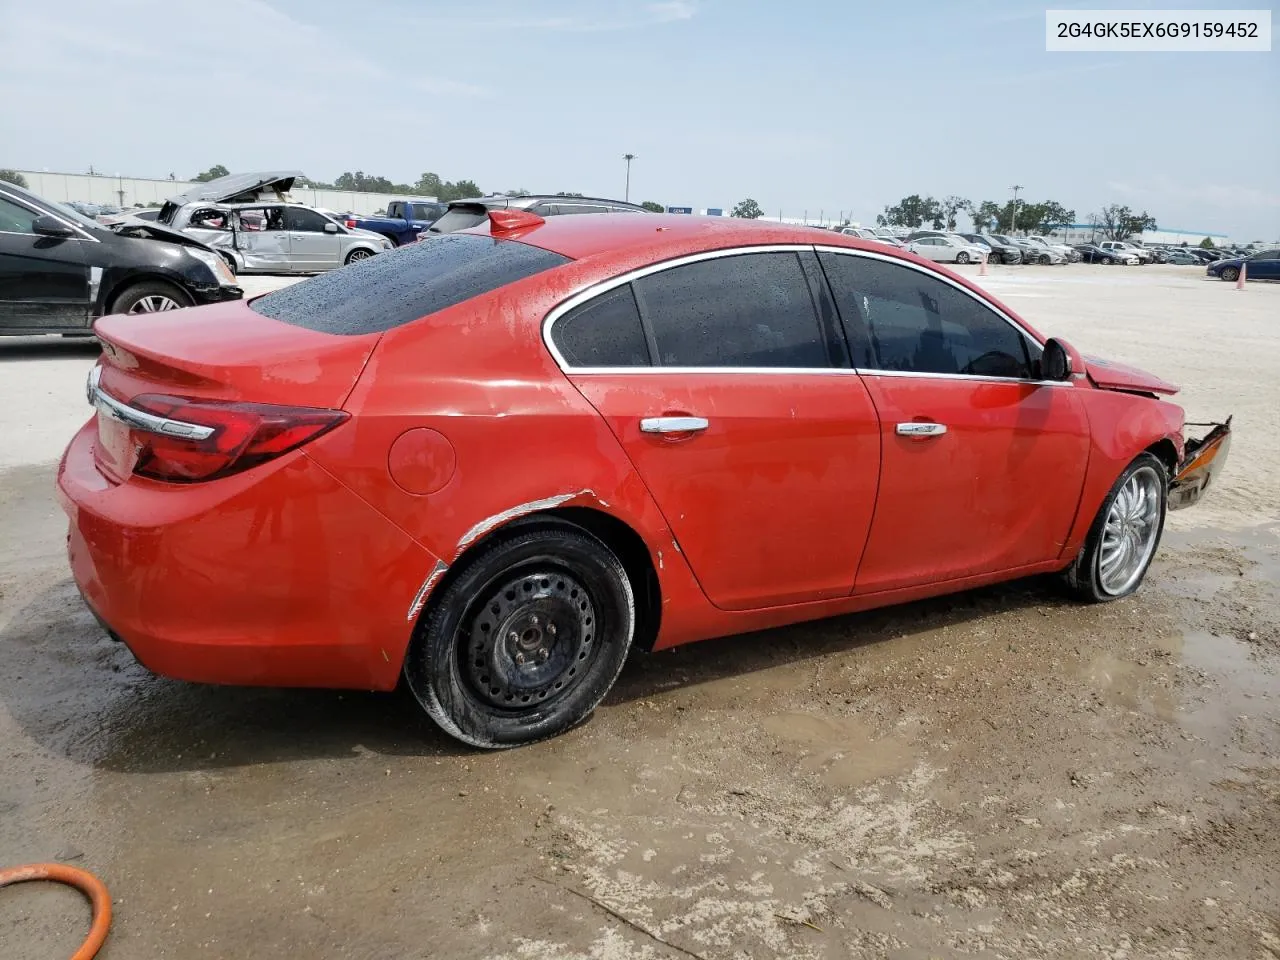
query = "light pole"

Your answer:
(623, 154), (636, 202)
(1010, 184), (1023, 234)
